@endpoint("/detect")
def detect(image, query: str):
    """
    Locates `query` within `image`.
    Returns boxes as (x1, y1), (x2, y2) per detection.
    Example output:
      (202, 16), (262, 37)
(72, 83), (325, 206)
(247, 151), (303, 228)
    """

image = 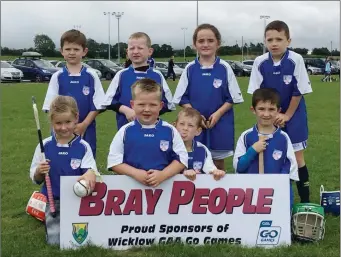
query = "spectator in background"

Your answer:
(166, 56), (176, 81)
(322, 56), (332, 82)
